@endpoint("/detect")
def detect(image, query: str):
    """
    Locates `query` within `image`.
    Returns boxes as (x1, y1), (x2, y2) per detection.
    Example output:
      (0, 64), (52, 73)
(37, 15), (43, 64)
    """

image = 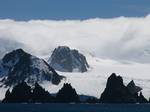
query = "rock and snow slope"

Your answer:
(48, 46), (89, 73)
(40, 54), (150, 100)
(0, 49), (63, 86)
(0, 50), (150, 101)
